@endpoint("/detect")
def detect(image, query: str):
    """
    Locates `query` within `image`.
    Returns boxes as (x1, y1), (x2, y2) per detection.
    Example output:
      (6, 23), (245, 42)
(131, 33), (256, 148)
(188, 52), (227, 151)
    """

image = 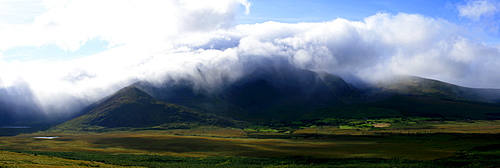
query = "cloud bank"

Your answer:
(1, 0), (500, 117)
(457, 0), (499, 21)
